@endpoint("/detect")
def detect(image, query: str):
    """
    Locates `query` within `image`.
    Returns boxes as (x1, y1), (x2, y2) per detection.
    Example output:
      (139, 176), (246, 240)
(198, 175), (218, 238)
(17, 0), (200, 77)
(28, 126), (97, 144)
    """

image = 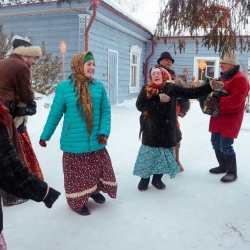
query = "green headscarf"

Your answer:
(84, 53), (94, 63)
